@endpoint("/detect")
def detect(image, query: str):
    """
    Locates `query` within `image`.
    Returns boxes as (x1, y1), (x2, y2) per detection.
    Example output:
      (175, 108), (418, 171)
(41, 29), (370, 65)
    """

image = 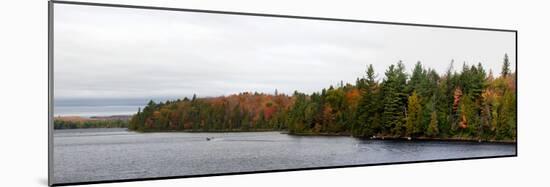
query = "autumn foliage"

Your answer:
(129, 54), (516, 141)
